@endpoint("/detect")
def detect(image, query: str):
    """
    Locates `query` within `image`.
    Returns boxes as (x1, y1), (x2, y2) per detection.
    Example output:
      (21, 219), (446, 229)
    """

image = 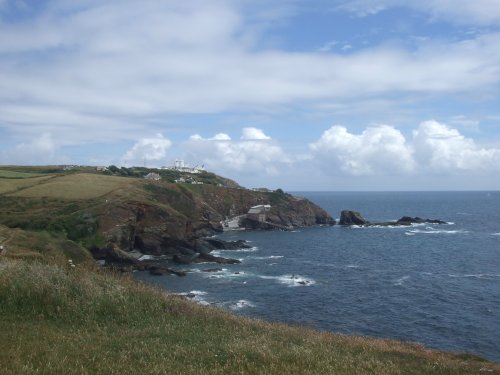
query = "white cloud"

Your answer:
(310, 125), (415, 175)
(122, 134), (172, 165)
(310, 121), (500, 176)
(412, 120), (500, 171)
(186, 128), (289, 175)
(1, 0), (500, 148)
(241, 127), (271, 140)
(1, 132), (67, 165)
